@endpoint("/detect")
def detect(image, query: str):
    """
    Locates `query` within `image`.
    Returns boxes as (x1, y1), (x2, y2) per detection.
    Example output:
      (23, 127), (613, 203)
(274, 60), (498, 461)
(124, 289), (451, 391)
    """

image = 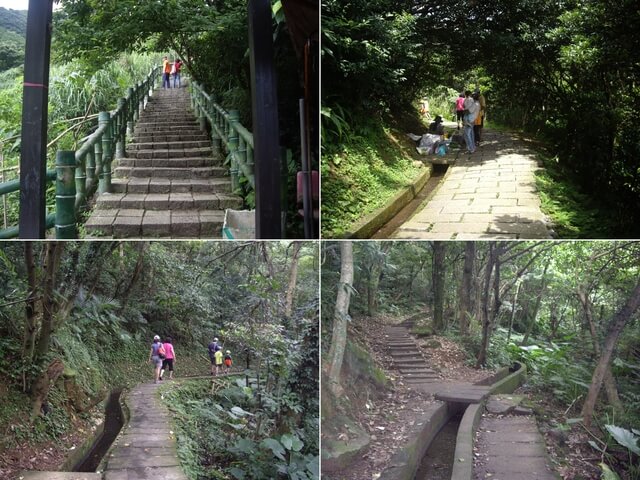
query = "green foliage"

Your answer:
(321, 119), (424, 237)
(0, 7), (27, 71)
(163, 375), (318, 480)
